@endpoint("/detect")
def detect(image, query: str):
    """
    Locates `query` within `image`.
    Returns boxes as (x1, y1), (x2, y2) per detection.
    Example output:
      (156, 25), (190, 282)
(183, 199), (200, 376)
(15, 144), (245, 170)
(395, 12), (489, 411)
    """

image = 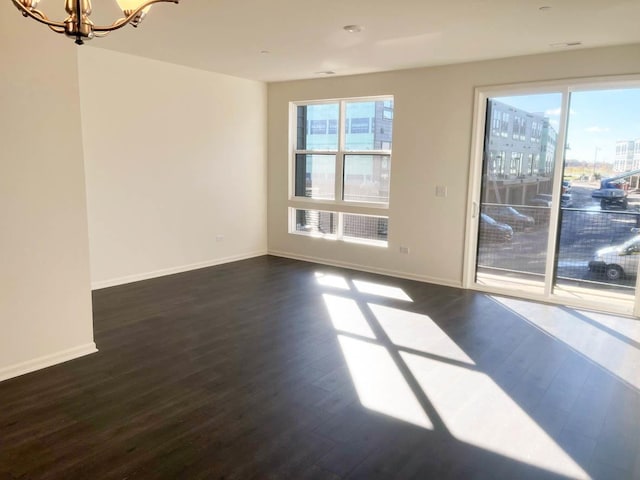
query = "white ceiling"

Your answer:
(83, 0), (640, 82)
